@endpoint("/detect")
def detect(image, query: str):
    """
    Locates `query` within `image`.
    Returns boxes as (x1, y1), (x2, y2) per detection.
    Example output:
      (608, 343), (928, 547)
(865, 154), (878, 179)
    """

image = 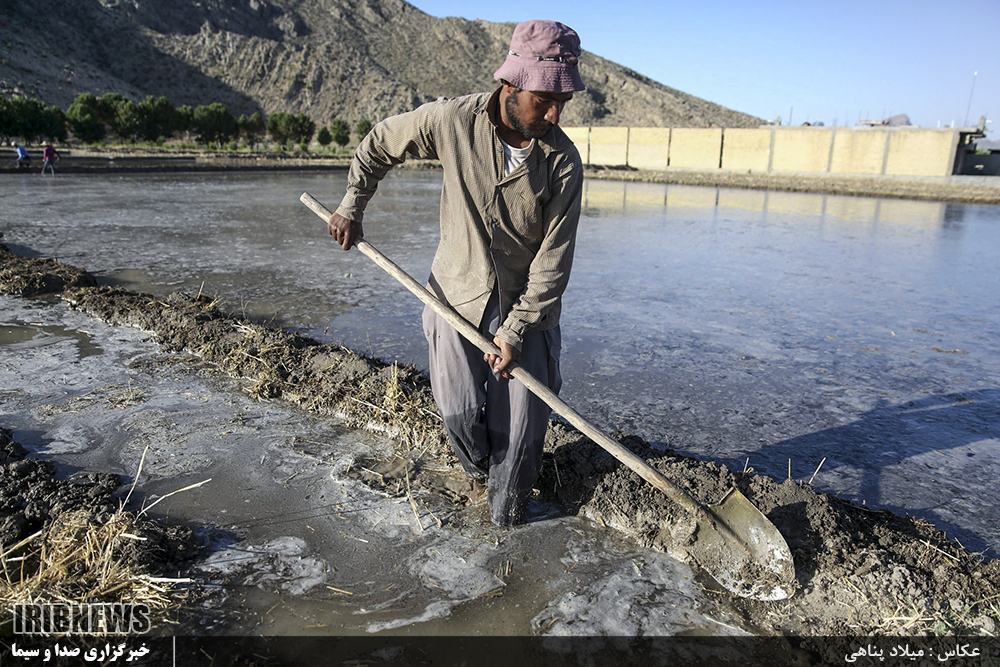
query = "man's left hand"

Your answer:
(485, 338), (519, 379)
